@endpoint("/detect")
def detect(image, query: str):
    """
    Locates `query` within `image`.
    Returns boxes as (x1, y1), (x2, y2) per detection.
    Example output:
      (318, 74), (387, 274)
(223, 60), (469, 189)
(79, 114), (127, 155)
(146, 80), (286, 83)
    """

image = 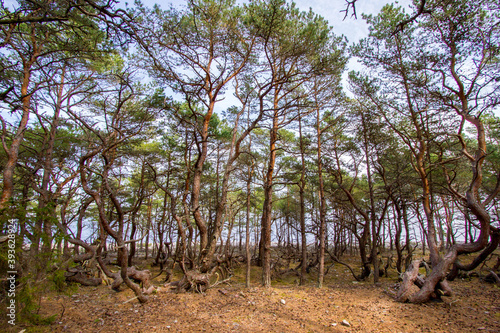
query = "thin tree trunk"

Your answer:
(0, 40), (39, 211)
(145, 197), (153, 260)
(315, 109), (327, 288)
(261, 95), (279, 288)
(298, 116), (308, 286)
